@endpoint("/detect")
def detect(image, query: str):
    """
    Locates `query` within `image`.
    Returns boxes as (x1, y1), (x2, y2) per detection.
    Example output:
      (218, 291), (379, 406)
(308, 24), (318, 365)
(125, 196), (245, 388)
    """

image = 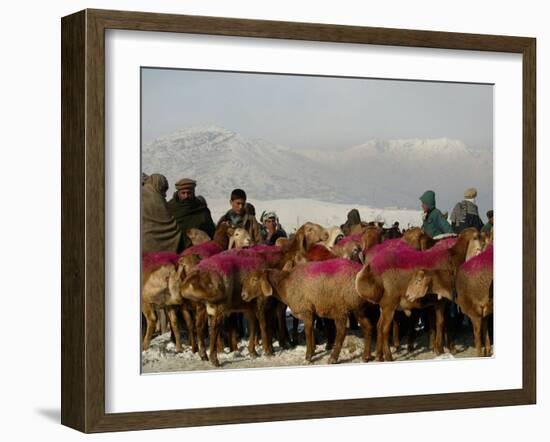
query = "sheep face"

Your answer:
(186, 228), (211, 245)
(460, 228), (483, 261)
(241, 270), (273, 302)
(180, 270), (225, 303)
(176, 254), (201, 281)
(324, 226), (344, 249)
(227, 227), (252, 249)
(405, 270), (431, 302)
